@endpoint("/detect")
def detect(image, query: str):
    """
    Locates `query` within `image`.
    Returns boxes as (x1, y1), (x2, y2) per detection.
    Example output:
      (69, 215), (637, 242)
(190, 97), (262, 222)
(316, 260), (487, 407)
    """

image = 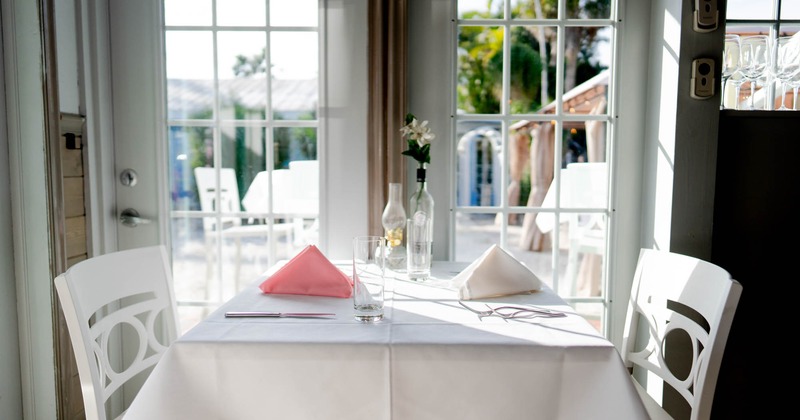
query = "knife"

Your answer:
(225, 311), (336, 318)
